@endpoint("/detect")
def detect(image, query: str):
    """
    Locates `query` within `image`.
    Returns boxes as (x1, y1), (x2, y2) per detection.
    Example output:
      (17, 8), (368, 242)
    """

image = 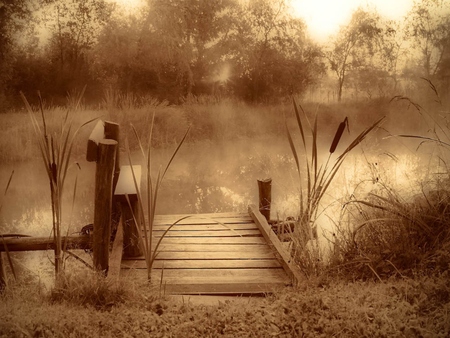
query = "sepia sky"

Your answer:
(291, 0), (415, 41)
